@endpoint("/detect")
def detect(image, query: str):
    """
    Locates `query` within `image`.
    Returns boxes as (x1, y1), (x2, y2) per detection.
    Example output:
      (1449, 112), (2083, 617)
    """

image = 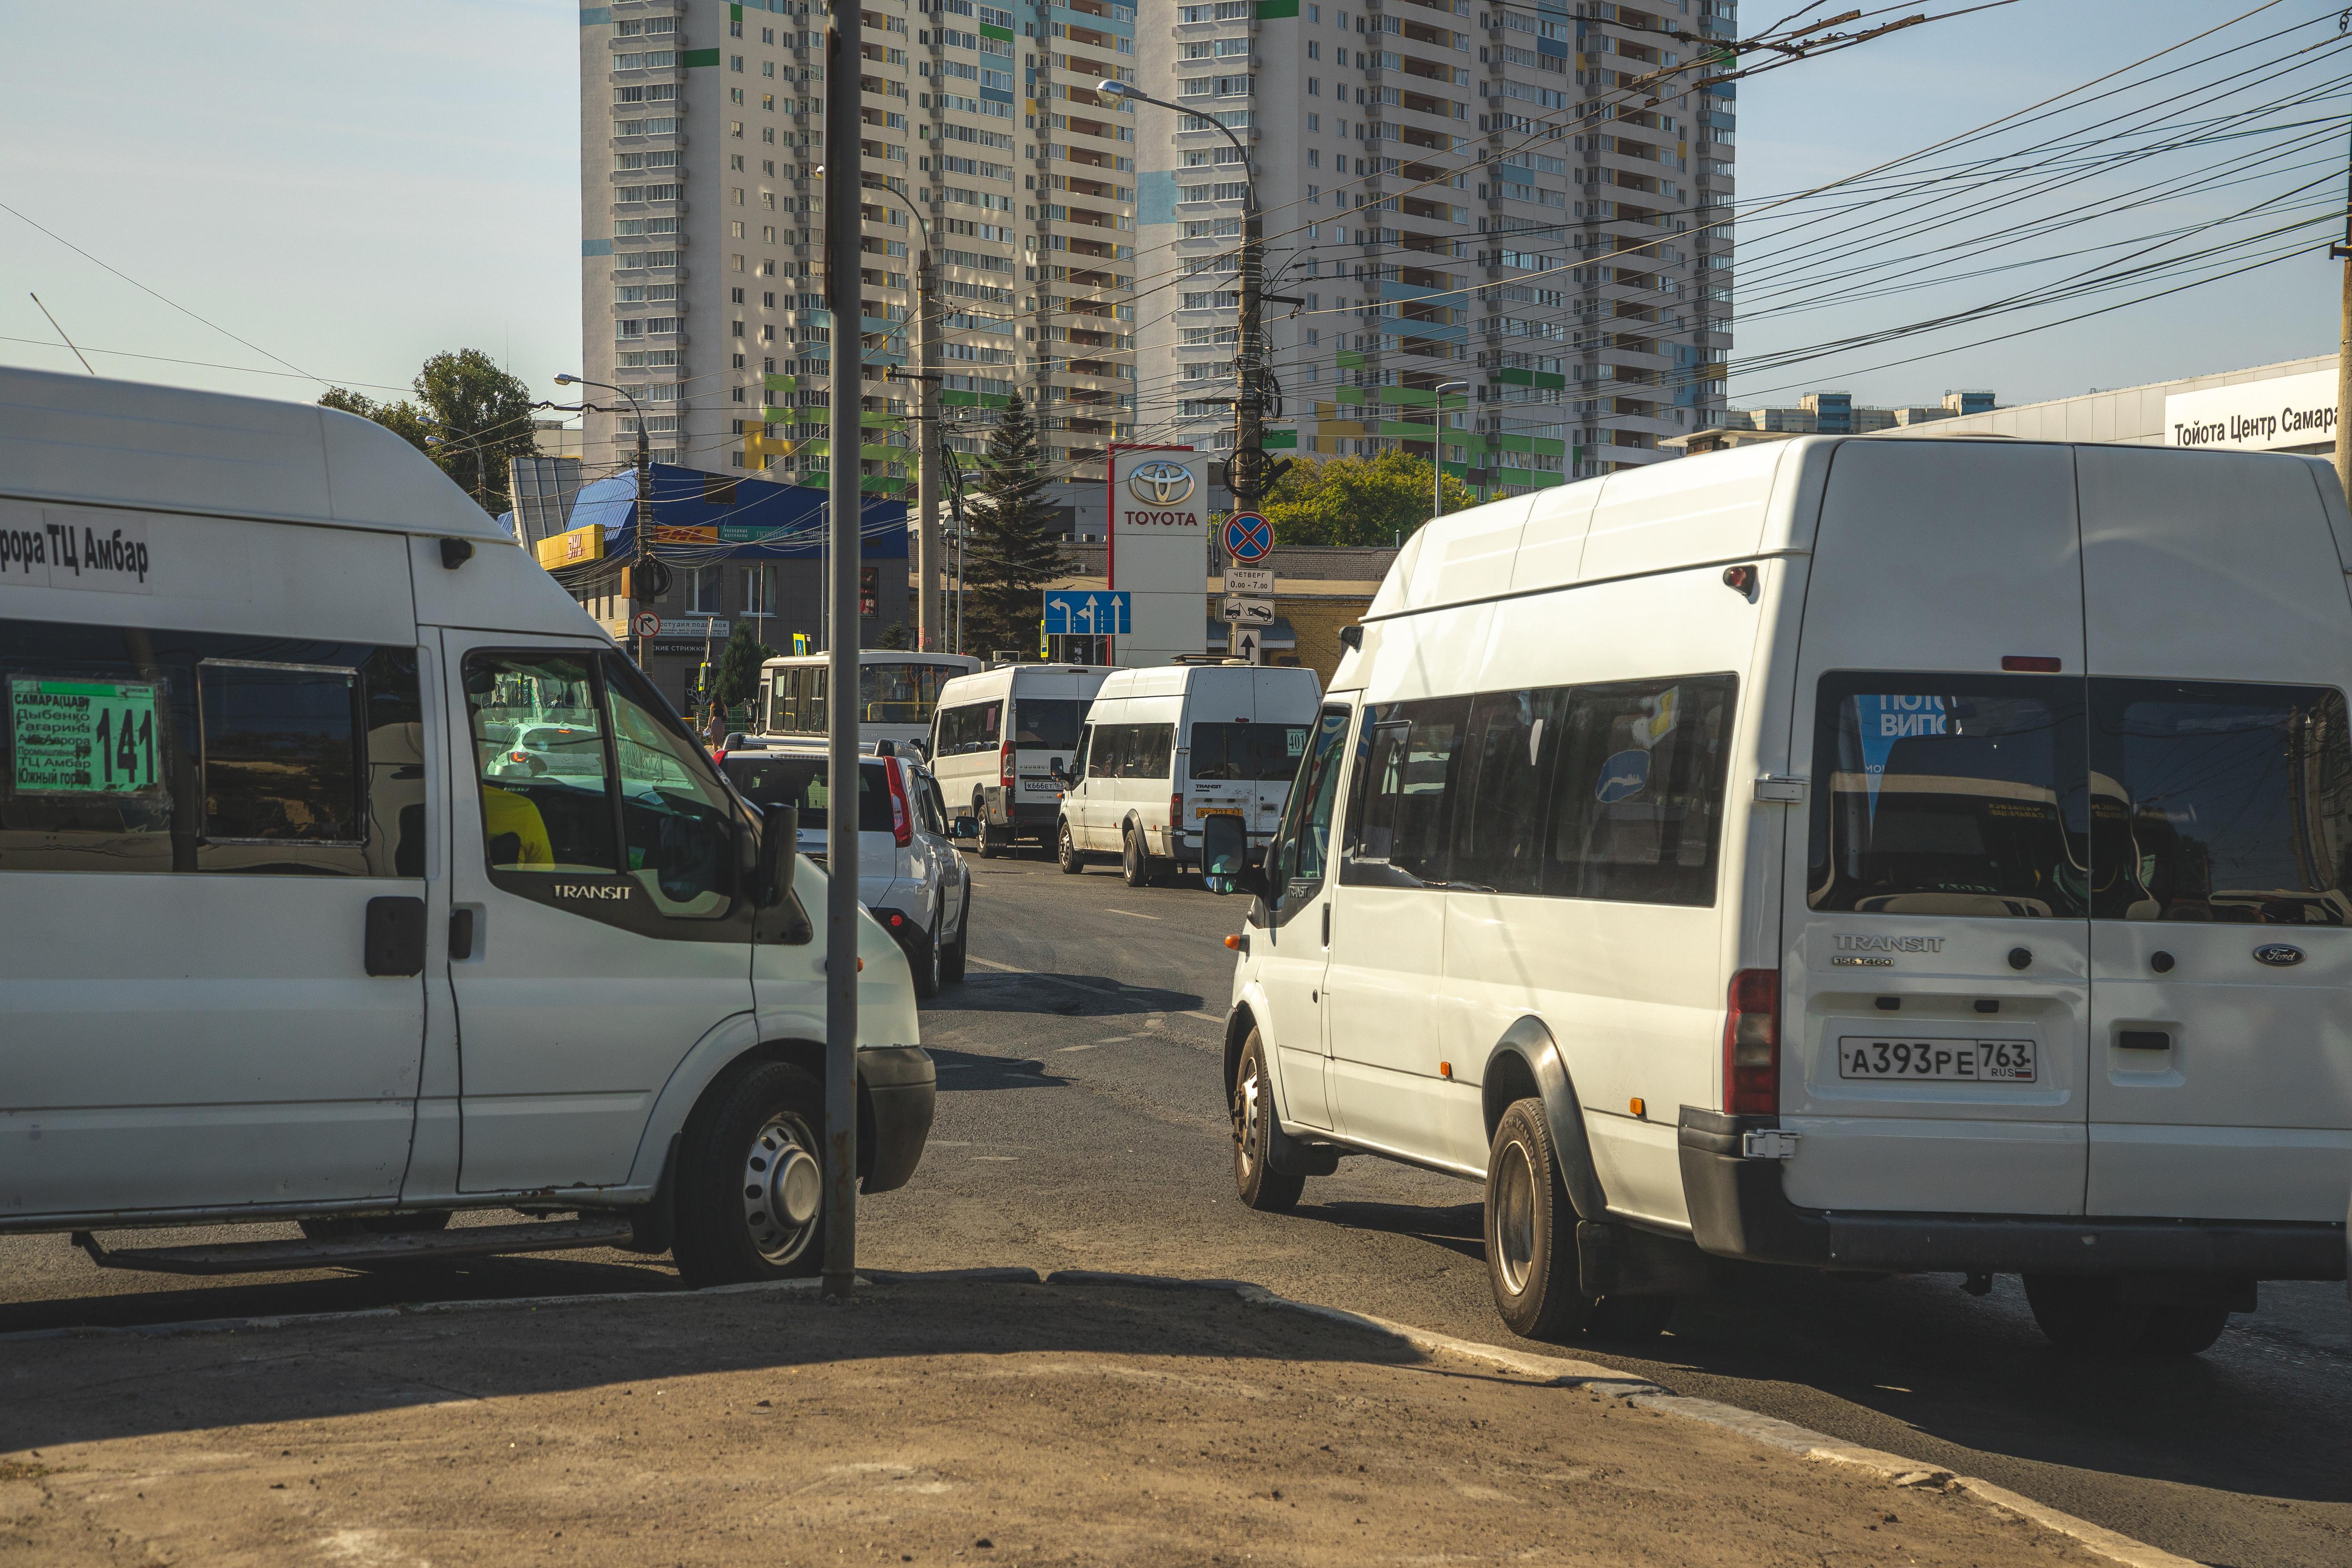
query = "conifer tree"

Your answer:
(959, 396), (1063, 657)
